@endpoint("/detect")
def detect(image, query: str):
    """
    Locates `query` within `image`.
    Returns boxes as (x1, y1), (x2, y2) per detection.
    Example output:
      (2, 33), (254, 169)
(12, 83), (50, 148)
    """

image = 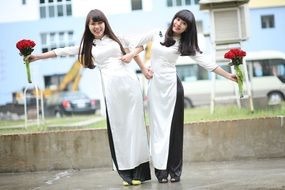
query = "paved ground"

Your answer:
(1, 158), (285, 190)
